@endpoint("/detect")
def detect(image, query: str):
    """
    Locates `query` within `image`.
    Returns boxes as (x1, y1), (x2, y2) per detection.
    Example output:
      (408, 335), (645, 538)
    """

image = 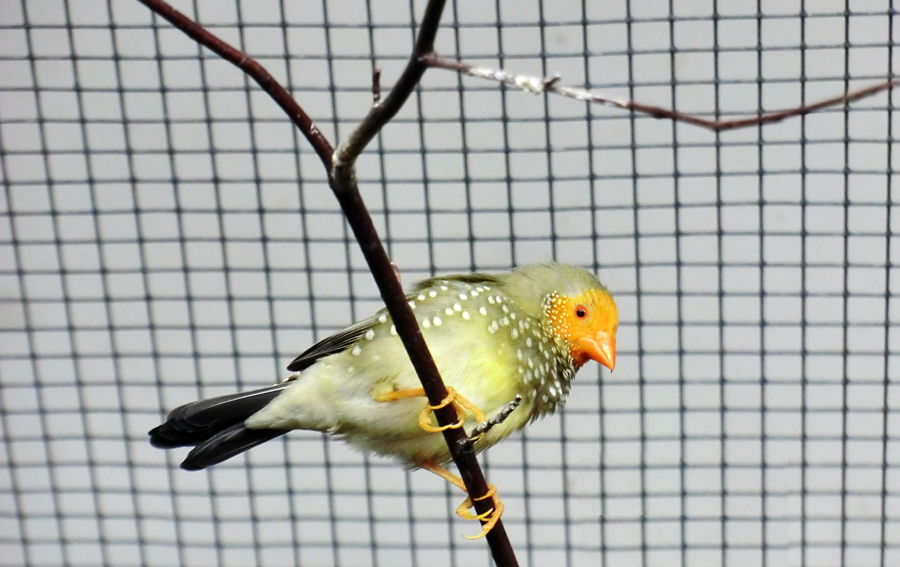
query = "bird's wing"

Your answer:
(287, 273), (502, 373)
(286, 316), (379, 372)
(408, 272), (502, 293)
